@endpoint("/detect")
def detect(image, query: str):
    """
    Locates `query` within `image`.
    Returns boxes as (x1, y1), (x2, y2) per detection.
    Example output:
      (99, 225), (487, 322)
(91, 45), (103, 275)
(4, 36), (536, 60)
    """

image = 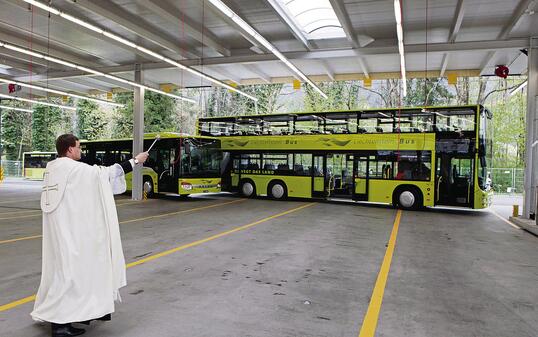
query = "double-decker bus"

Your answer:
(81, 133), (222, 197)
(22, 152), (57, 180)
(197, 105), (492, 210)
